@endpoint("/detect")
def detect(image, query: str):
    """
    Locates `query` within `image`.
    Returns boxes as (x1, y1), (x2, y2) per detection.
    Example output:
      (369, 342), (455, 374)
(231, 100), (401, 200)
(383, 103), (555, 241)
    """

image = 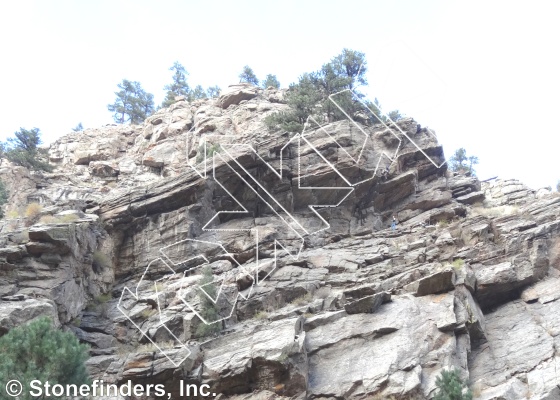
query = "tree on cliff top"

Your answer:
(449, 148), (479, 176)
(108, 79), (154, 124)
(262, 74), (280, 89)
(162, 61), (191, 107)
(239, 65), (259, 86)
(265, 48), (386, 133)
(1, 127), (53, 172)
